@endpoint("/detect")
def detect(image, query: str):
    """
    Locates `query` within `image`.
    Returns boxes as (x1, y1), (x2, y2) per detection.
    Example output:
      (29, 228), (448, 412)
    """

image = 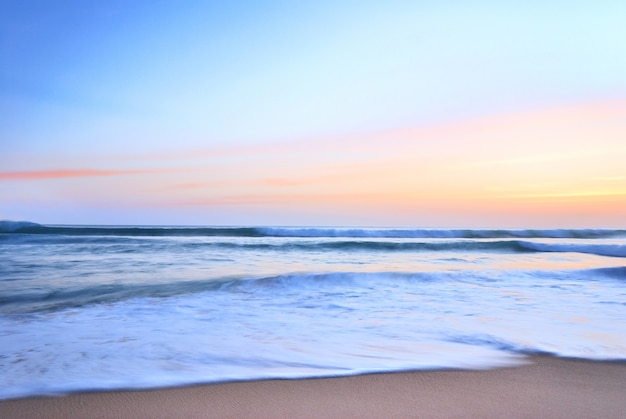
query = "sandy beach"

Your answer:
(1, 356), (624, 418)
